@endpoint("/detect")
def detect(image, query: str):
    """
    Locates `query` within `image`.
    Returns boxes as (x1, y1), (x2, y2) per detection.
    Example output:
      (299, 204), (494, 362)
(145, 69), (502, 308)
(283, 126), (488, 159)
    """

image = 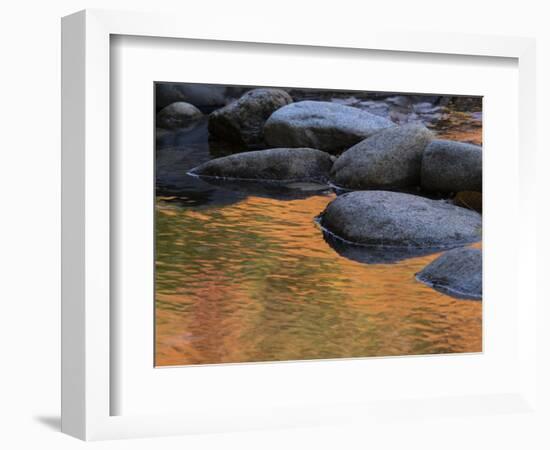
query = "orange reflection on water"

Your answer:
(155, 193), (482, 366)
